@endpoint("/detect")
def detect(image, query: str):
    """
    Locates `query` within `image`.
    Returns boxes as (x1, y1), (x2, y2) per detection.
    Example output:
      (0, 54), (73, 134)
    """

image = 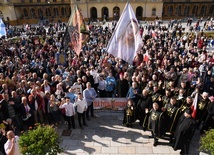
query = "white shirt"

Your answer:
(35, 99), (38, 111)
(74, 98), (87, 113)
(4, 136), (22, 155)
(98, 80), (106, 90)
(44, 85), (51, 94)
(90, 70), (99, 84)
(59, 102), (75, 117)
